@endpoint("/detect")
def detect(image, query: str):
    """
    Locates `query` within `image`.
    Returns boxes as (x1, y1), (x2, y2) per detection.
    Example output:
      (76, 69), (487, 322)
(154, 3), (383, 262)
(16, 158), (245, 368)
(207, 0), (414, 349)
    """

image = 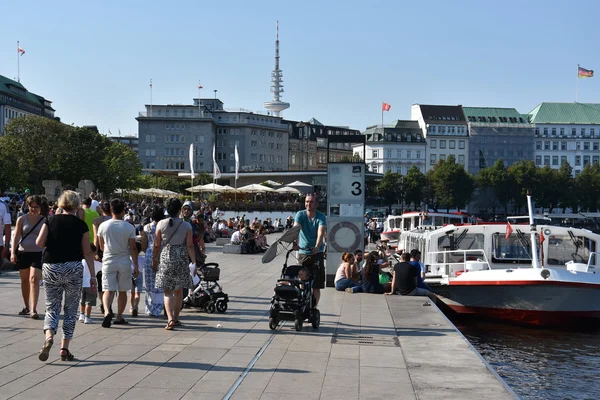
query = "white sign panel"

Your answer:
(327, 164), (365, 204)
